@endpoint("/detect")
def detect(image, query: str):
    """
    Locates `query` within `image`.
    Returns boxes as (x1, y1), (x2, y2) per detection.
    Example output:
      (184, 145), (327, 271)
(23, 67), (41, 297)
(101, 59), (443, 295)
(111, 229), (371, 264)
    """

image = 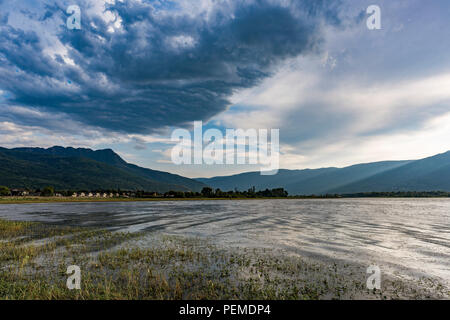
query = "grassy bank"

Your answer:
(0, 218), (448, 300)
(0, 196), (293, 205)
(2, 192), (449, 205)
